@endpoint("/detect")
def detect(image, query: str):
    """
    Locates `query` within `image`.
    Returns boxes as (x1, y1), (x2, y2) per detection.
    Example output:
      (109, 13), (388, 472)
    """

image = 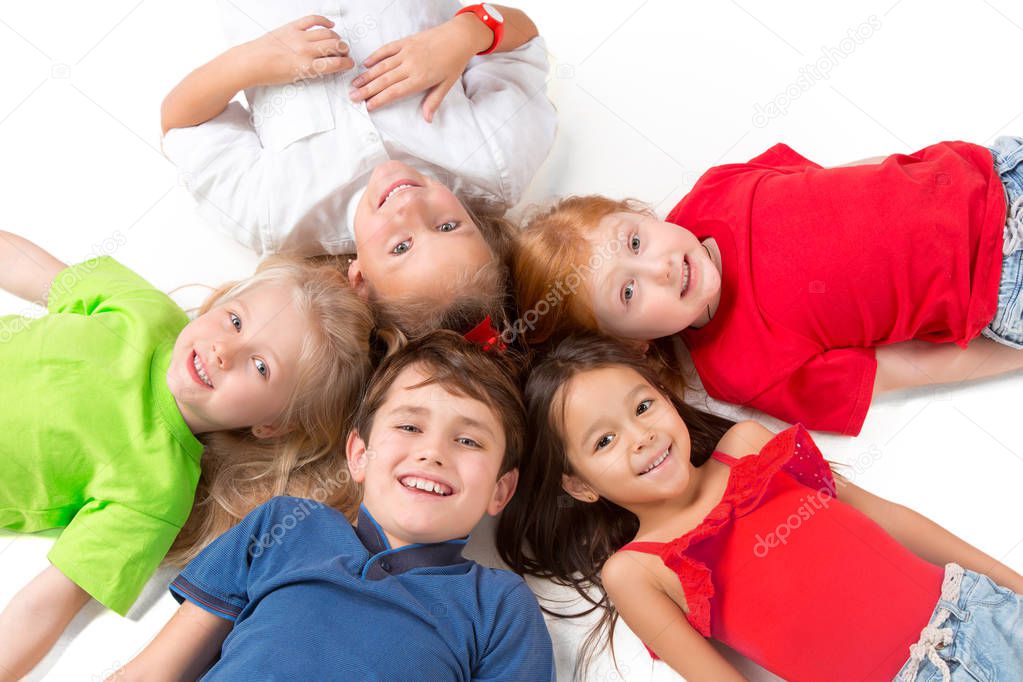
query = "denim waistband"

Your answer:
(899, 563), (965, 682)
